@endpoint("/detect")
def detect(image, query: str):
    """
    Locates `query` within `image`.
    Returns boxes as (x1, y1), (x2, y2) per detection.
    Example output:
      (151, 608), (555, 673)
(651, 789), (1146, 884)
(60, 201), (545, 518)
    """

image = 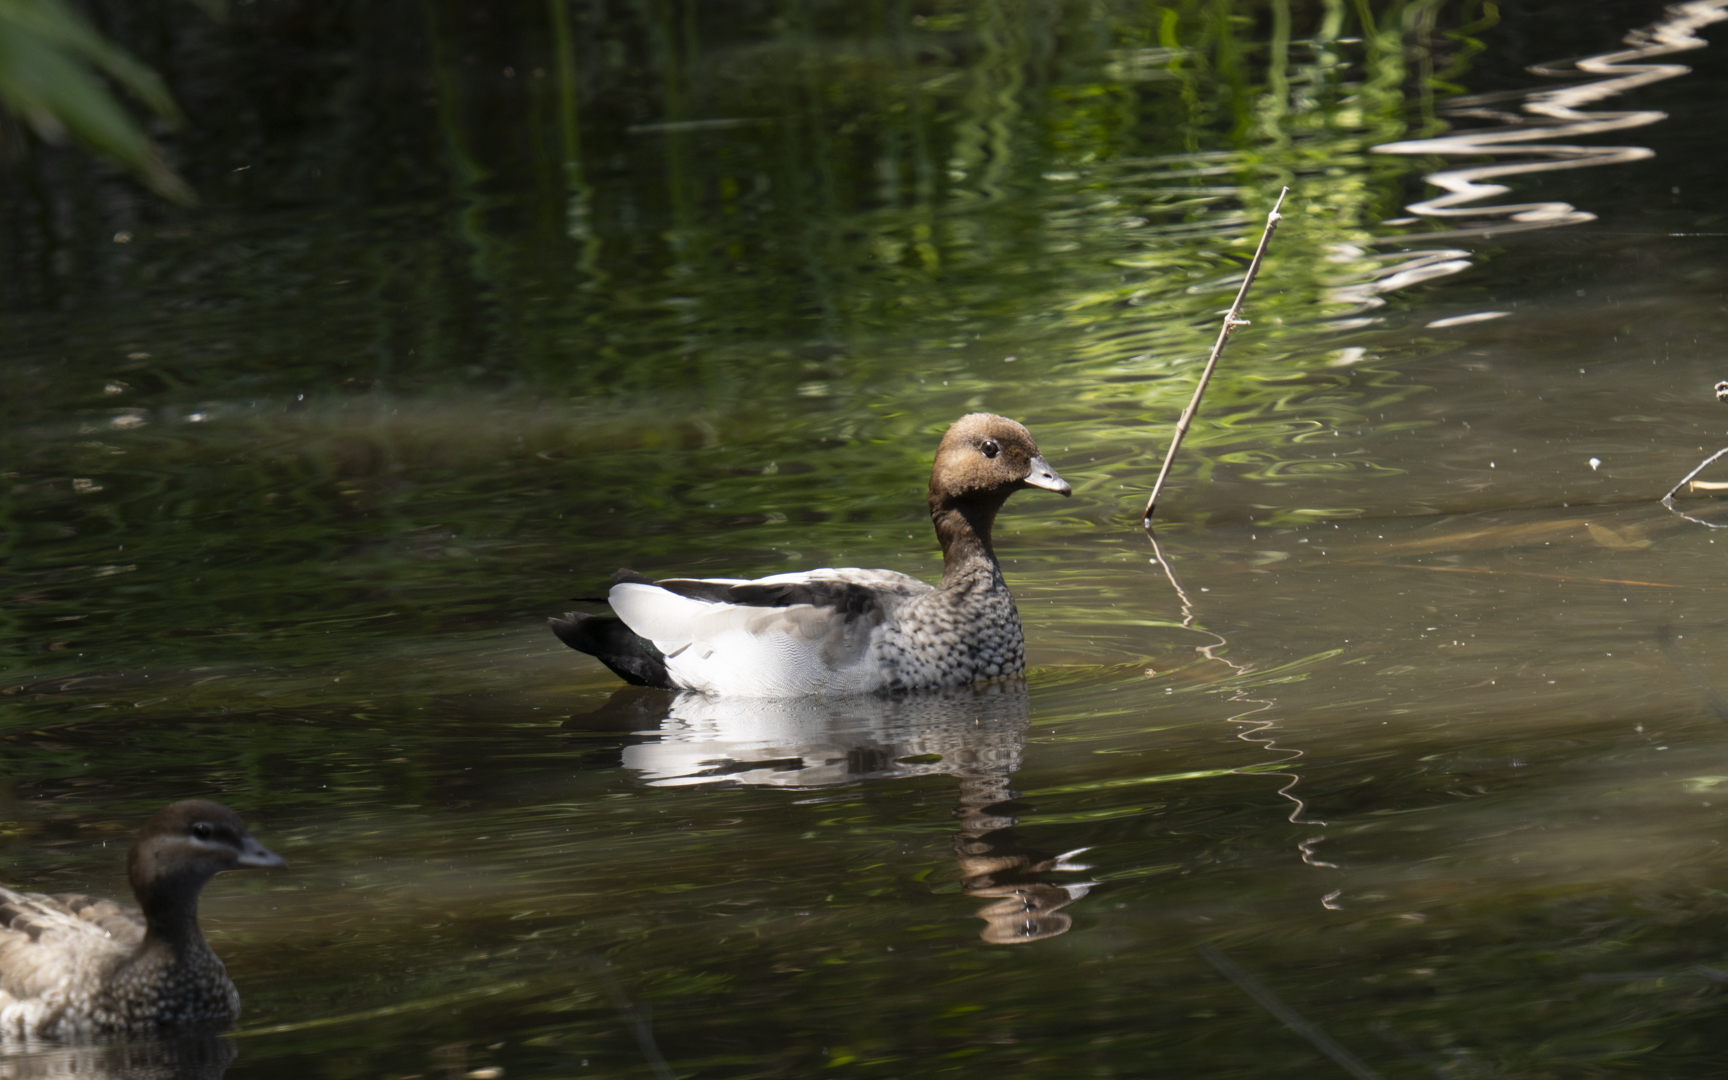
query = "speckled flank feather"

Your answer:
(875, 564), (1027, 688)
(0, 800), (282, 1039)
(558, 414), (1069, 697)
